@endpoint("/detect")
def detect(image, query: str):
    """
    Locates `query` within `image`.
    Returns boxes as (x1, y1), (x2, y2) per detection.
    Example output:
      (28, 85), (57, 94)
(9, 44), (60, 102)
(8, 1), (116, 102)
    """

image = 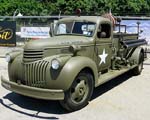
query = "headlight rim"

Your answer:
(5, 54), (11, 62)
(51, 58), (60, 70)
